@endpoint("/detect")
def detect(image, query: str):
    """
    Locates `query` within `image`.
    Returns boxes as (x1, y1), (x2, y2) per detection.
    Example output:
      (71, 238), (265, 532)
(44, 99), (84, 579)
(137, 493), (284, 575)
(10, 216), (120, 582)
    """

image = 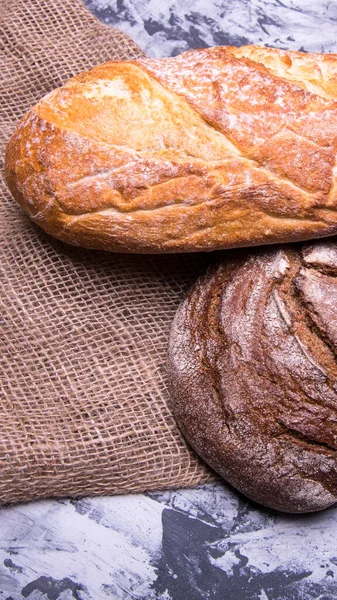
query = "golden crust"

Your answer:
(5, 45), (337, 253)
